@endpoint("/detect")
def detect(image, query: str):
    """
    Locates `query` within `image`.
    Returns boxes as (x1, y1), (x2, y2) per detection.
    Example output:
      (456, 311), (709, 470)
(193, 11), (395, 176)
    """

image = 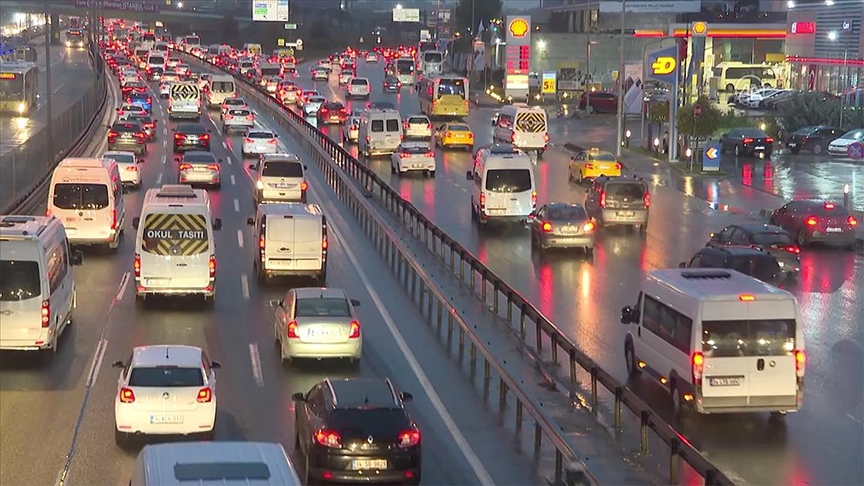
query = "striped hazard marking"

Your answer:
(515, 111), (546, 132)
(141, 213), (209, 256)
